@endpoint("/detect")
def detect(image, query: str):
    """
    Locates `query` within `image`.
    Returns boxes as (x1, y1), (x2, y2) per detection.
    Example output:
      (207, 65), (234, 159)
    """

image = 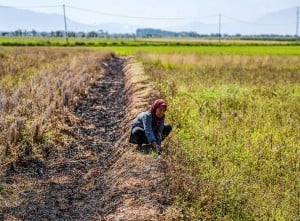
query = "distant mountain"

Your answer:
(0, 5), (298, 35)
(0, 6), (140, 33)
(167, 7), (298, 35)
(257, 7), (296, 25)
(253, 7), (297, 35)
(0, 6), (97, 32)
(222, 7), (297, 35)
